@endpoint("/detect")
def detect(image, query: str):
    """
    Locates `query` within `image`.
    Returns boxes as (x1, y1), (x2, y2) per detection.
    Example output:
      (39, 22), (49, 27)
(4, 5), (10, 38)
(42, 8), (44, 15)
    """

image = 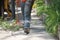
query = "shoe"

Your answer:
(24, 28), (30, 34)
